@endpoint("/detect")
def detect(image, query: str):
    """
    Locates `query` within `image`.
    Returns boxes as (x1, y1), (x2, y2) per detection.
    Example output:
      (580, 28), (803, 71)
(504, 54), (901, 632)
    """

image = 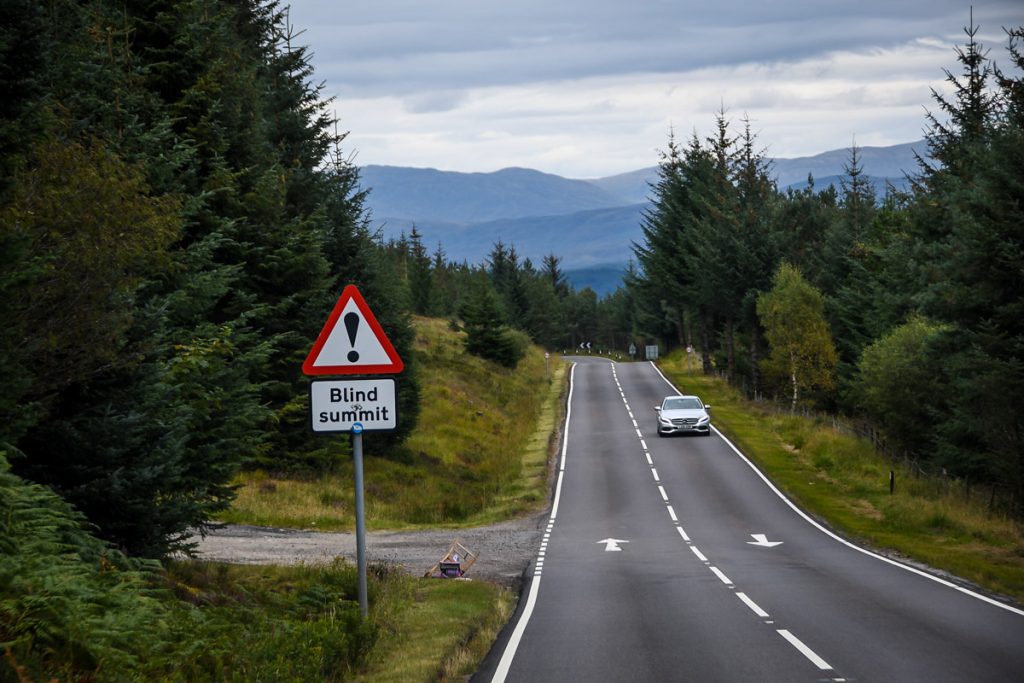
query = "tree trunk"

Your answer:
(789, 352), (799, 412)
(700, 313), (713, 374)
(725, 317), (735, 382)
(749, 331), (761, 397)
